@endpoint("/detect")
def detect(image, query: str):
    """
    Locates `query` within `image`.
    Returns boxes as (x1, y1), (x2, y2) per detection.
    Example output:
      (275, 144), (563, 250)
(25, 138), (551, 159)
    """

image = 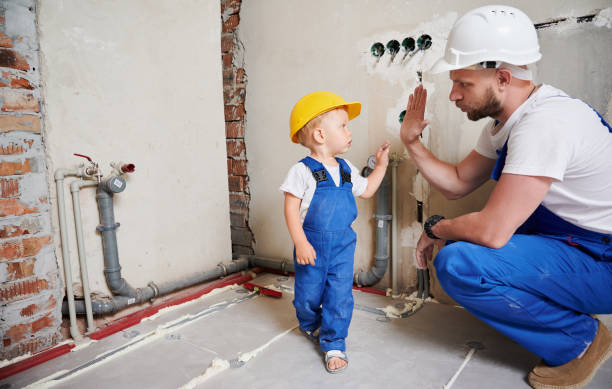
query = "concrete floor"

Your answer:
(3, 272), (612, 389)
